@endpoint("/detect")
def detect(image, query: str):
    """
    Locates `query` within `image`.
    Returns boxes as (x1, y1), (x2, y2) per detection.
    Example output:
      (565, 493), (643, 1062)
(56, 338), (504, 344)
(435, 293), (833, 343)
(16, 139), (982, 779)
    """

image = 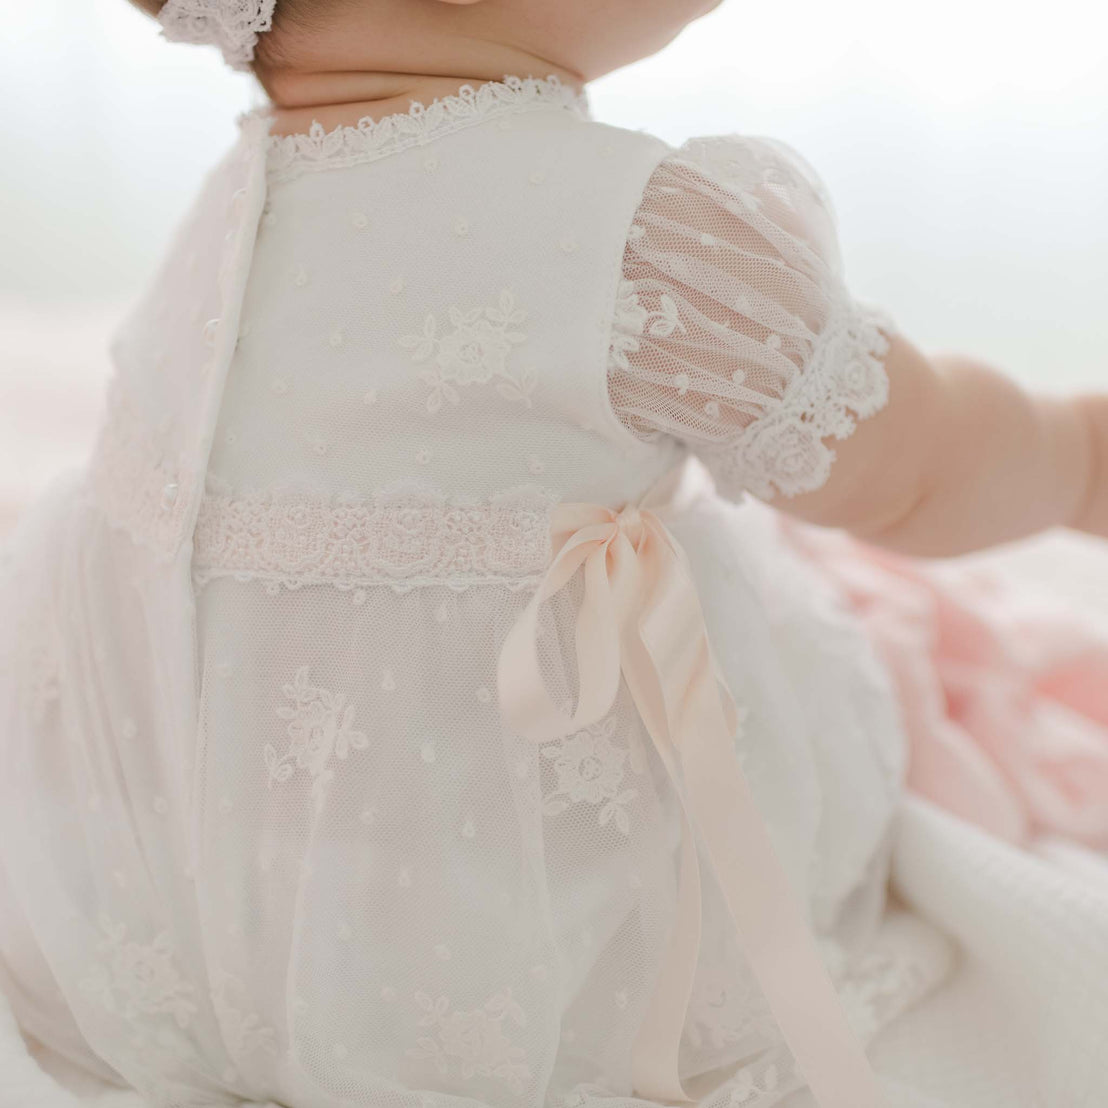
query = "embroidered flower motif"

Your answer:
(399, 290), (534, 412)
(540, 715), (647, 835)
(266, 666), (369, 811)
(79, 915), (197, 1029)
(685, 964), (766, 1053)
(90, 380), (196, 557)
(23, 626), (61, 725)
(609, 281), (686, 371)
(728, 1062), (779, 1104)
(407, 988), (531, 1094)
(210, 968), (279, 1060)
(835, 927), (952, 1041)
